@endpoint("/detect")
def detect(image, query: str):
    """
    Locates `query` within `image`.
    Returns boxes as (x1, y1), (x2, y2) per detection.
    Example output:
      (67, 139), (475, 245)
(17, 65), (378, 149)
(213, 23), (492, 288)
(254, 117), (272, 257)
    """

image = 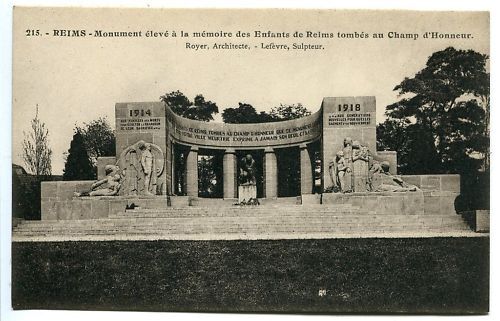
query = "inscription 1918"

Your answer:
(338, 104), (361, 112)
